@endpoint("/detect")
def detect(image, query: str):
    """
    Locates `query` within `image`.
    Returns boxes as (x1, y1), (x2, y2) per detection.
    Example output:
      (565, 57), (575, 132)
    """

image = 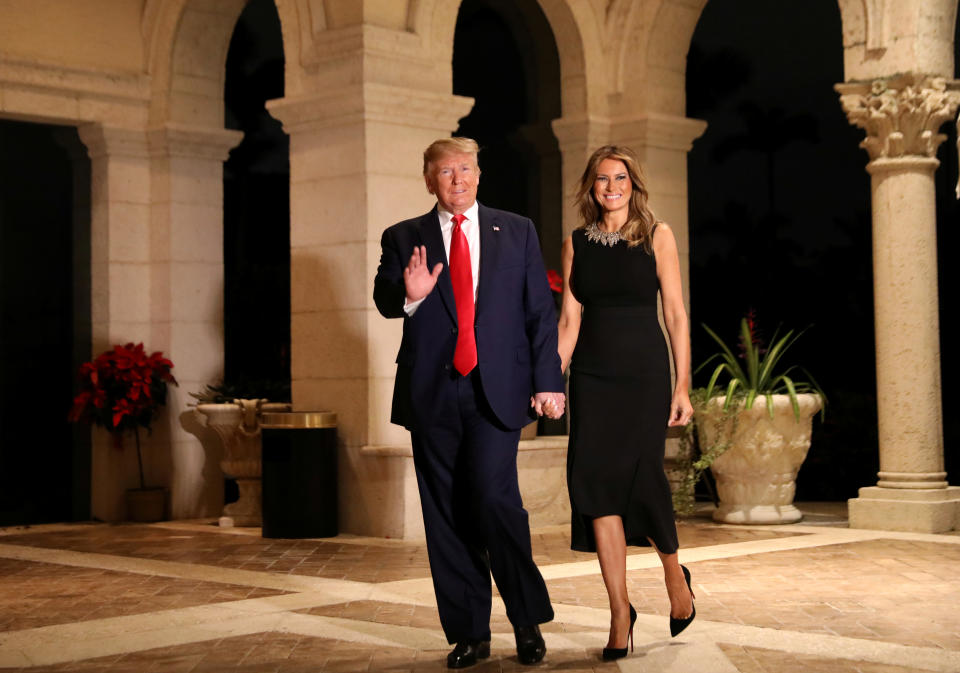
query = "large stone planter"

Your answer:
(696, 393), (822, 524)
(196, 400), (291, 527)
